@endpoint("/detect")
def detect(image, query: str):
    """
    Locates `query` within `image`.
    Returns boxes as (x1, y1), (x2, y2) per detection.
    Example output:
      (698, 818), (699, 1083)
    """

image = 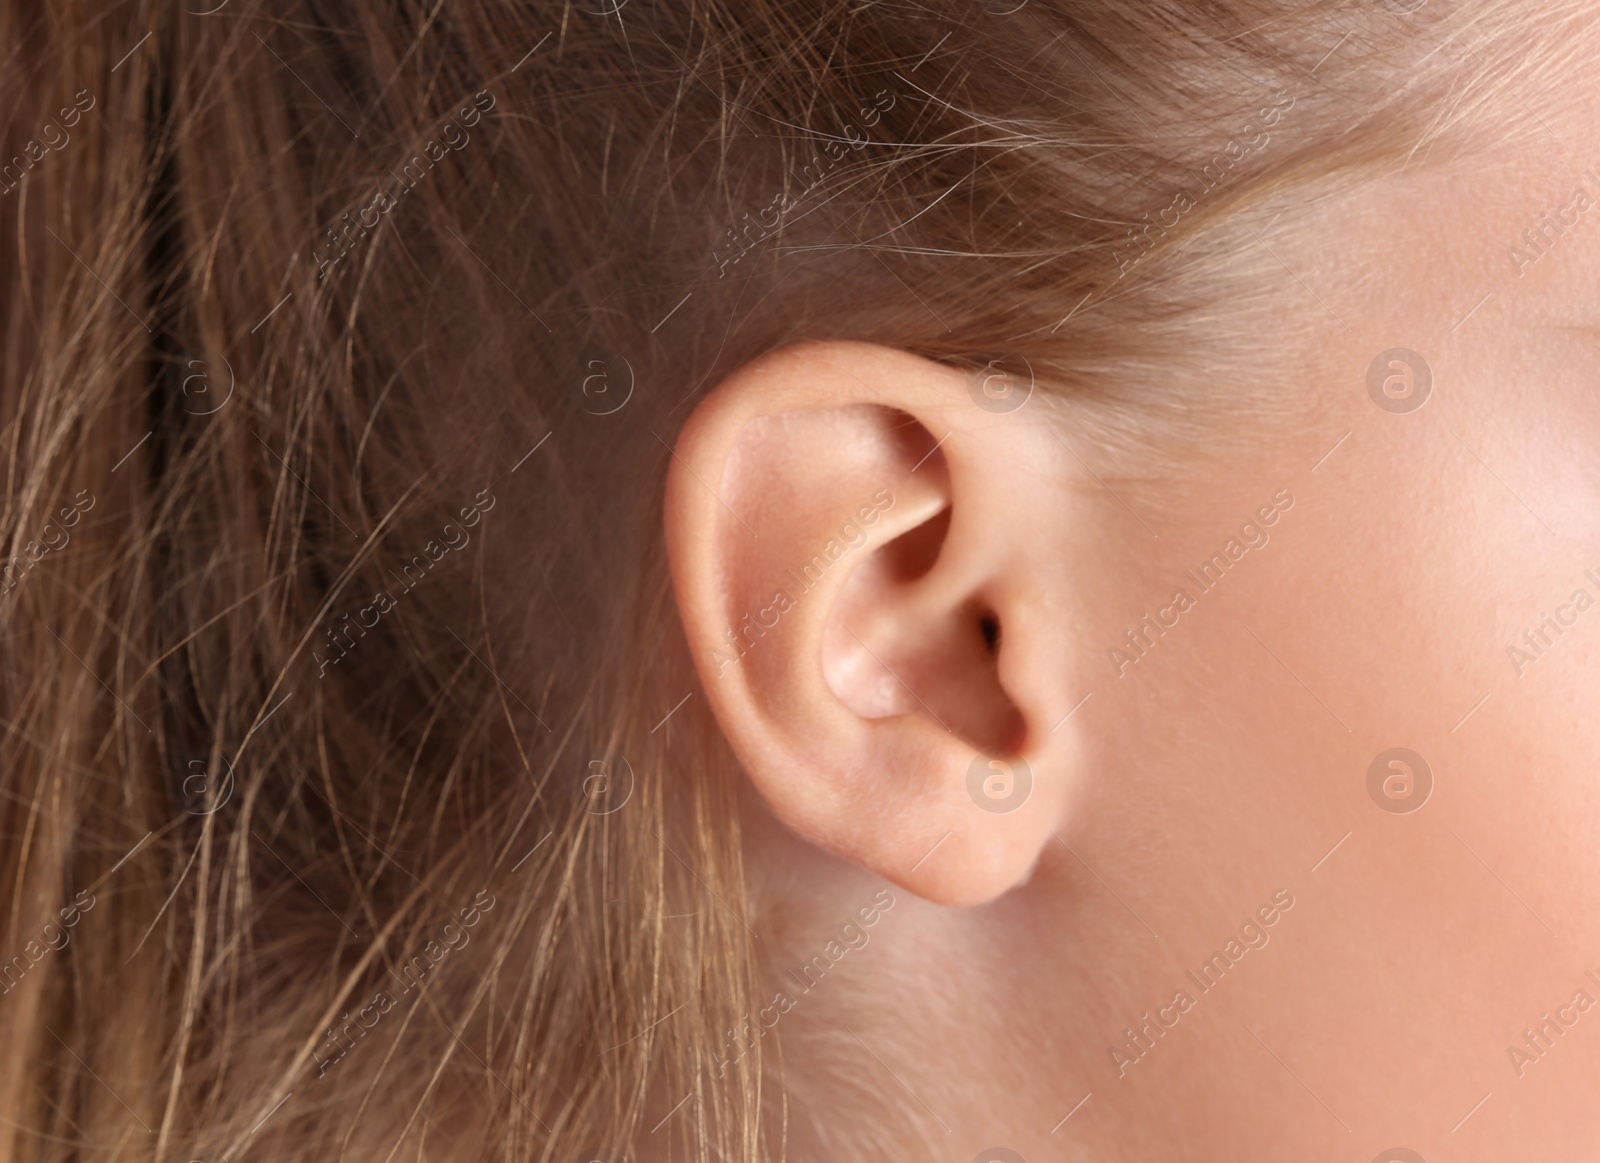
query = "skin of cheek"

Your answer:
(1080, 158), (1600, 1155)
